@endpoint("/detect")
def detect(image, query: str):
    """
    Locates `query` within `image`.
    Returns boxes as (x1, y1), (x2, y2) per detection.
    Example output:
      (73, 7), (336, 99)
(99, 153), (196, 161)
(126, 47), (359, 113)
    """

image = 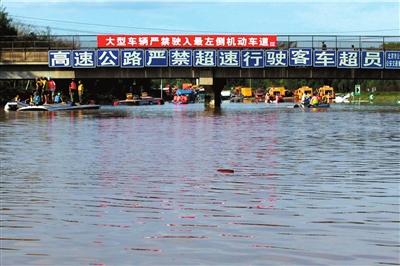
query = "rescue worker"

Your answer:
(78, 80), (84, 104)
(42, 77), (49, 104)
(310, 93), (319, 106)
(69, 79), (77, 103)
(48, 78), (56, 103)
